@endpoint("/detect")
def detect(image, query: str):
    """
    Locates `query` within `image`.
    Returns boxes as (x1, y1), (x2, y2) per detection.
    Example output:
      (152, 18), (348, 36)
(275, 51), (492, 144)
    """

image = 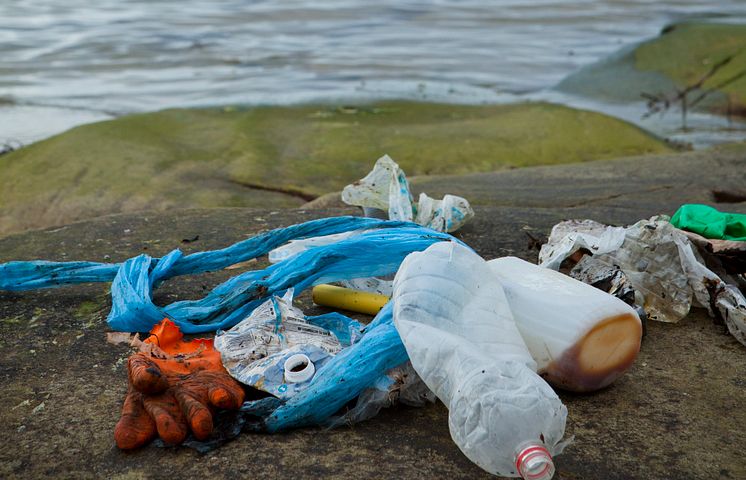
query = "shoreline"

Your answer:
(0, 100), (673, 238)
